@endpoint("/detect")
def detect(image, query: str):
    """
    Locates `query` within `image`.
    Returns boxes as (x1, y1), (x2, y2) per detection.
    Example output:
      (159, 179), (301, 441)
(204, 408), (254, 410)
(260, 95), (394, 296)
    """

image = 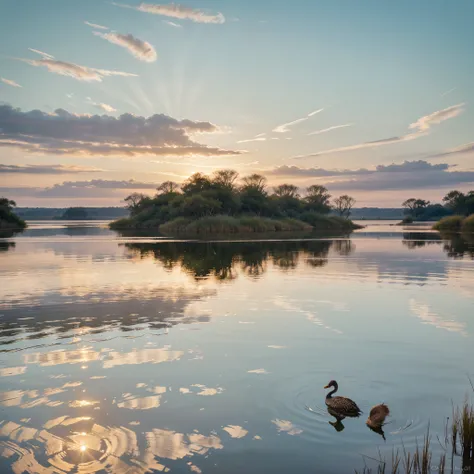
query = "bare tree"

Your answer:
(273, 184), (299, 198)
(241, 174), (267, 194)
(156, 181), (179, 194)
(333, 195), (356, 218)
(212, 169), (239, 190)
(124, 193), (146, 212)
